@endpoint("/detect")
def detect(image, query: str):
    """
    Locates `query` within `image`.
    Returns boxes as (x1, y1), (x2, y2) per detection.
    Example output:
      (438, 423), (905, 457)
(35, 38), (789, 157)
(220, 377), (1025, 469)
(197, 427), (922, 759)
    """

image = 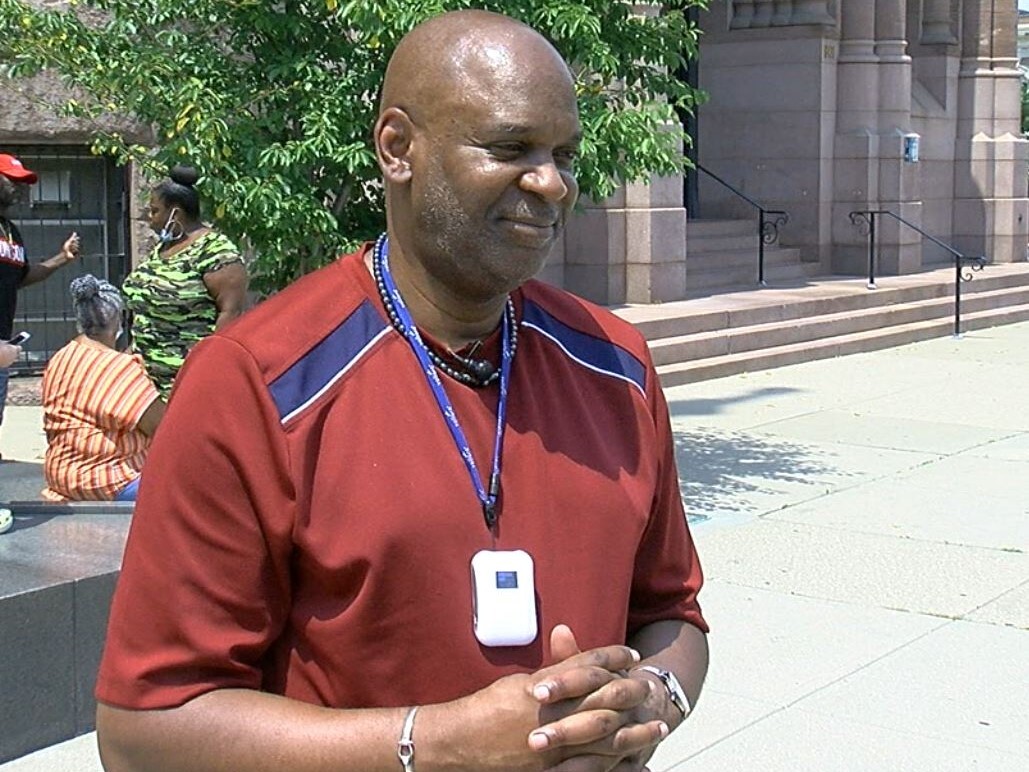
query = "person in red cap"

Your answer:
(0, 152), (80, 454)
